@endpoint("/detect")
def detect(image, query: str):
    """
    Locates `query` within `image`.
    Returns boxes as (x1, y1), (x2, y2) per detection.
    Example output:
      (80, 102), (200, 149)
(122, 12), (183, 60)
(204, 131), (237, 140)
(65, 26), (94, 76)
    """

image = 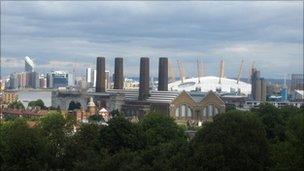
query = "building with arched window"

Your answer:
(169, 91), (225, 124)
